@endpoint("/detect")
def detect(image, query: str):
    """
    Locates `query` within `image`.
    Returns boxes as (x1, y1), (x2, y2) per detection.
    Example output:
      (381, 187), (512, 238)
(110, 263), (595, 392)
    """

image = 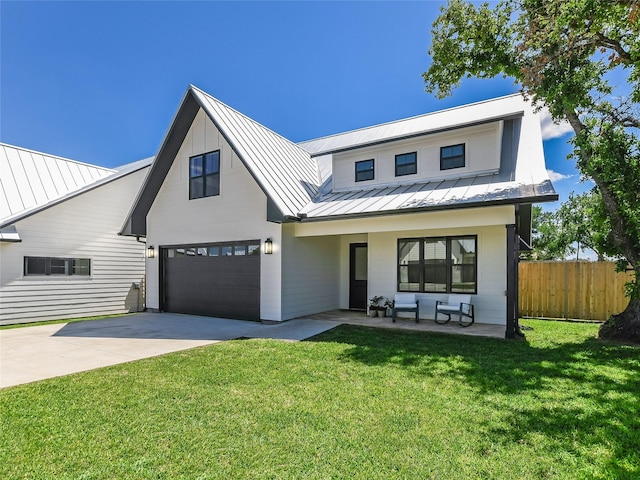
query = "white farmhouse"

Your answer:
(123, 86), (557, 338)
